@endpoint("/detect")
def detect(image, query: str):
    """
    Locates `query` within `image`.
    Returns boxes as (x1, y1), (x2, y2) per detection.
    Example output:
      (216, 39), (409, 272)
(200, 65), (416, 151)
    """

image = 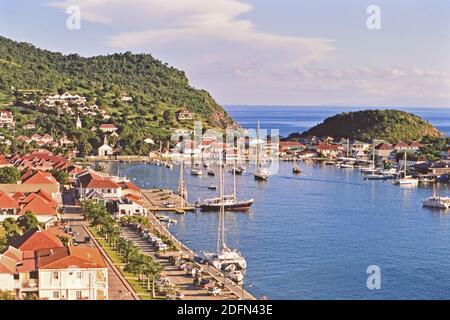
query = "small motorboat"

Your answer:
(207, 169), (215, 176)
(190, 169), (203, 176)
(208, 184), (218, 190)
(292, 166), (302, 174)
